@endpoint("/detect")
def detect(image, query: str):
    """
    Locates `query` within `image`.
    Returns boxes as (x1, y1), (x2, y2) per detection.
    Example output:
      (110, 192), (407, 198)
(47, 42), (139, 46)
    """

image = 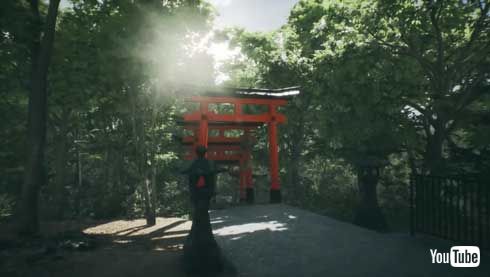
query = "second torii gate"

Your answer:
(180, 87), (300, 203)
(182, 123), (257, 202)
